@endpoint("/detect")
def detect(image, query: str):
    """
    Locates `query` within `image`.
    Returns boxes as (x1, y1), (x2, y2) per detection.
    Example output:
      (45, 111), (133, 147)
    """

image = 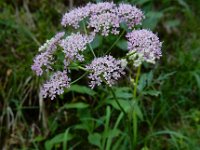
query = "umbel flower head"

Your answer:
(59, 32), (94, 63)
(61, 5), (90, 28)
(86, 55), (125, 88)
(88, 11), (120, 36)
(61, 2), (116, 28)
(88, 2), (116, 14)
(114, 3), (144, 29)
(41, 71), (71, 100)
(61, 2), (144, 36)
(126, 29), (162, 66)
(31, 32), (65, 76)
(31, 2), (162, 100)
